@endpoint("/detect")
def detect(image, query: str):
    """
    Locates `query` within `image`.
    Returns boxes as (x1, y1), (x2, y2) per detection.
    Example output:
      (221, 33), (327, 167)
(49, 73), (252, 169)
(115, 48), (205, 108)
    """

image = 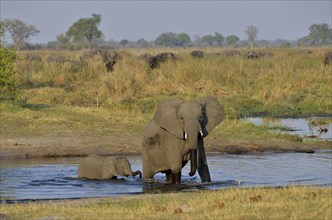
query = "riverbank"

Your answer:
(1, 186), (331, 219)
(1, 126), (330, 160)
(1, 47), (332, 159)
(1, 103), (331, 160)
